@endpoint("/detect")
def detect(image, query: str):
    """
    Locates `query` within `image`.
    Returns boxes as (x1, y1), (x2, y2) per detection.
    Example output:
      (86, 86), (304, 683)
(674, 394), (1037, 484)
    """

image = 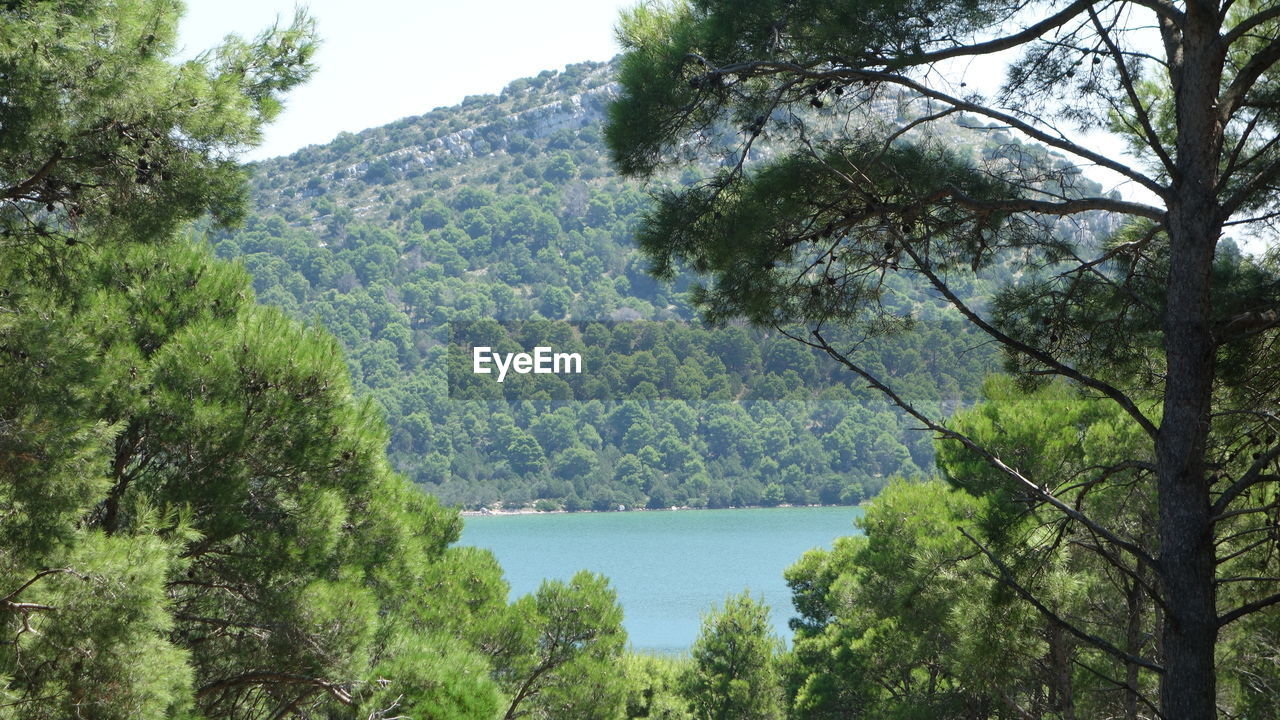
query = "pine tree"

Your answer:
(0, 4), (519, 718)
(606, 1), (1280, 716)
(683, 592), (784, 720)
